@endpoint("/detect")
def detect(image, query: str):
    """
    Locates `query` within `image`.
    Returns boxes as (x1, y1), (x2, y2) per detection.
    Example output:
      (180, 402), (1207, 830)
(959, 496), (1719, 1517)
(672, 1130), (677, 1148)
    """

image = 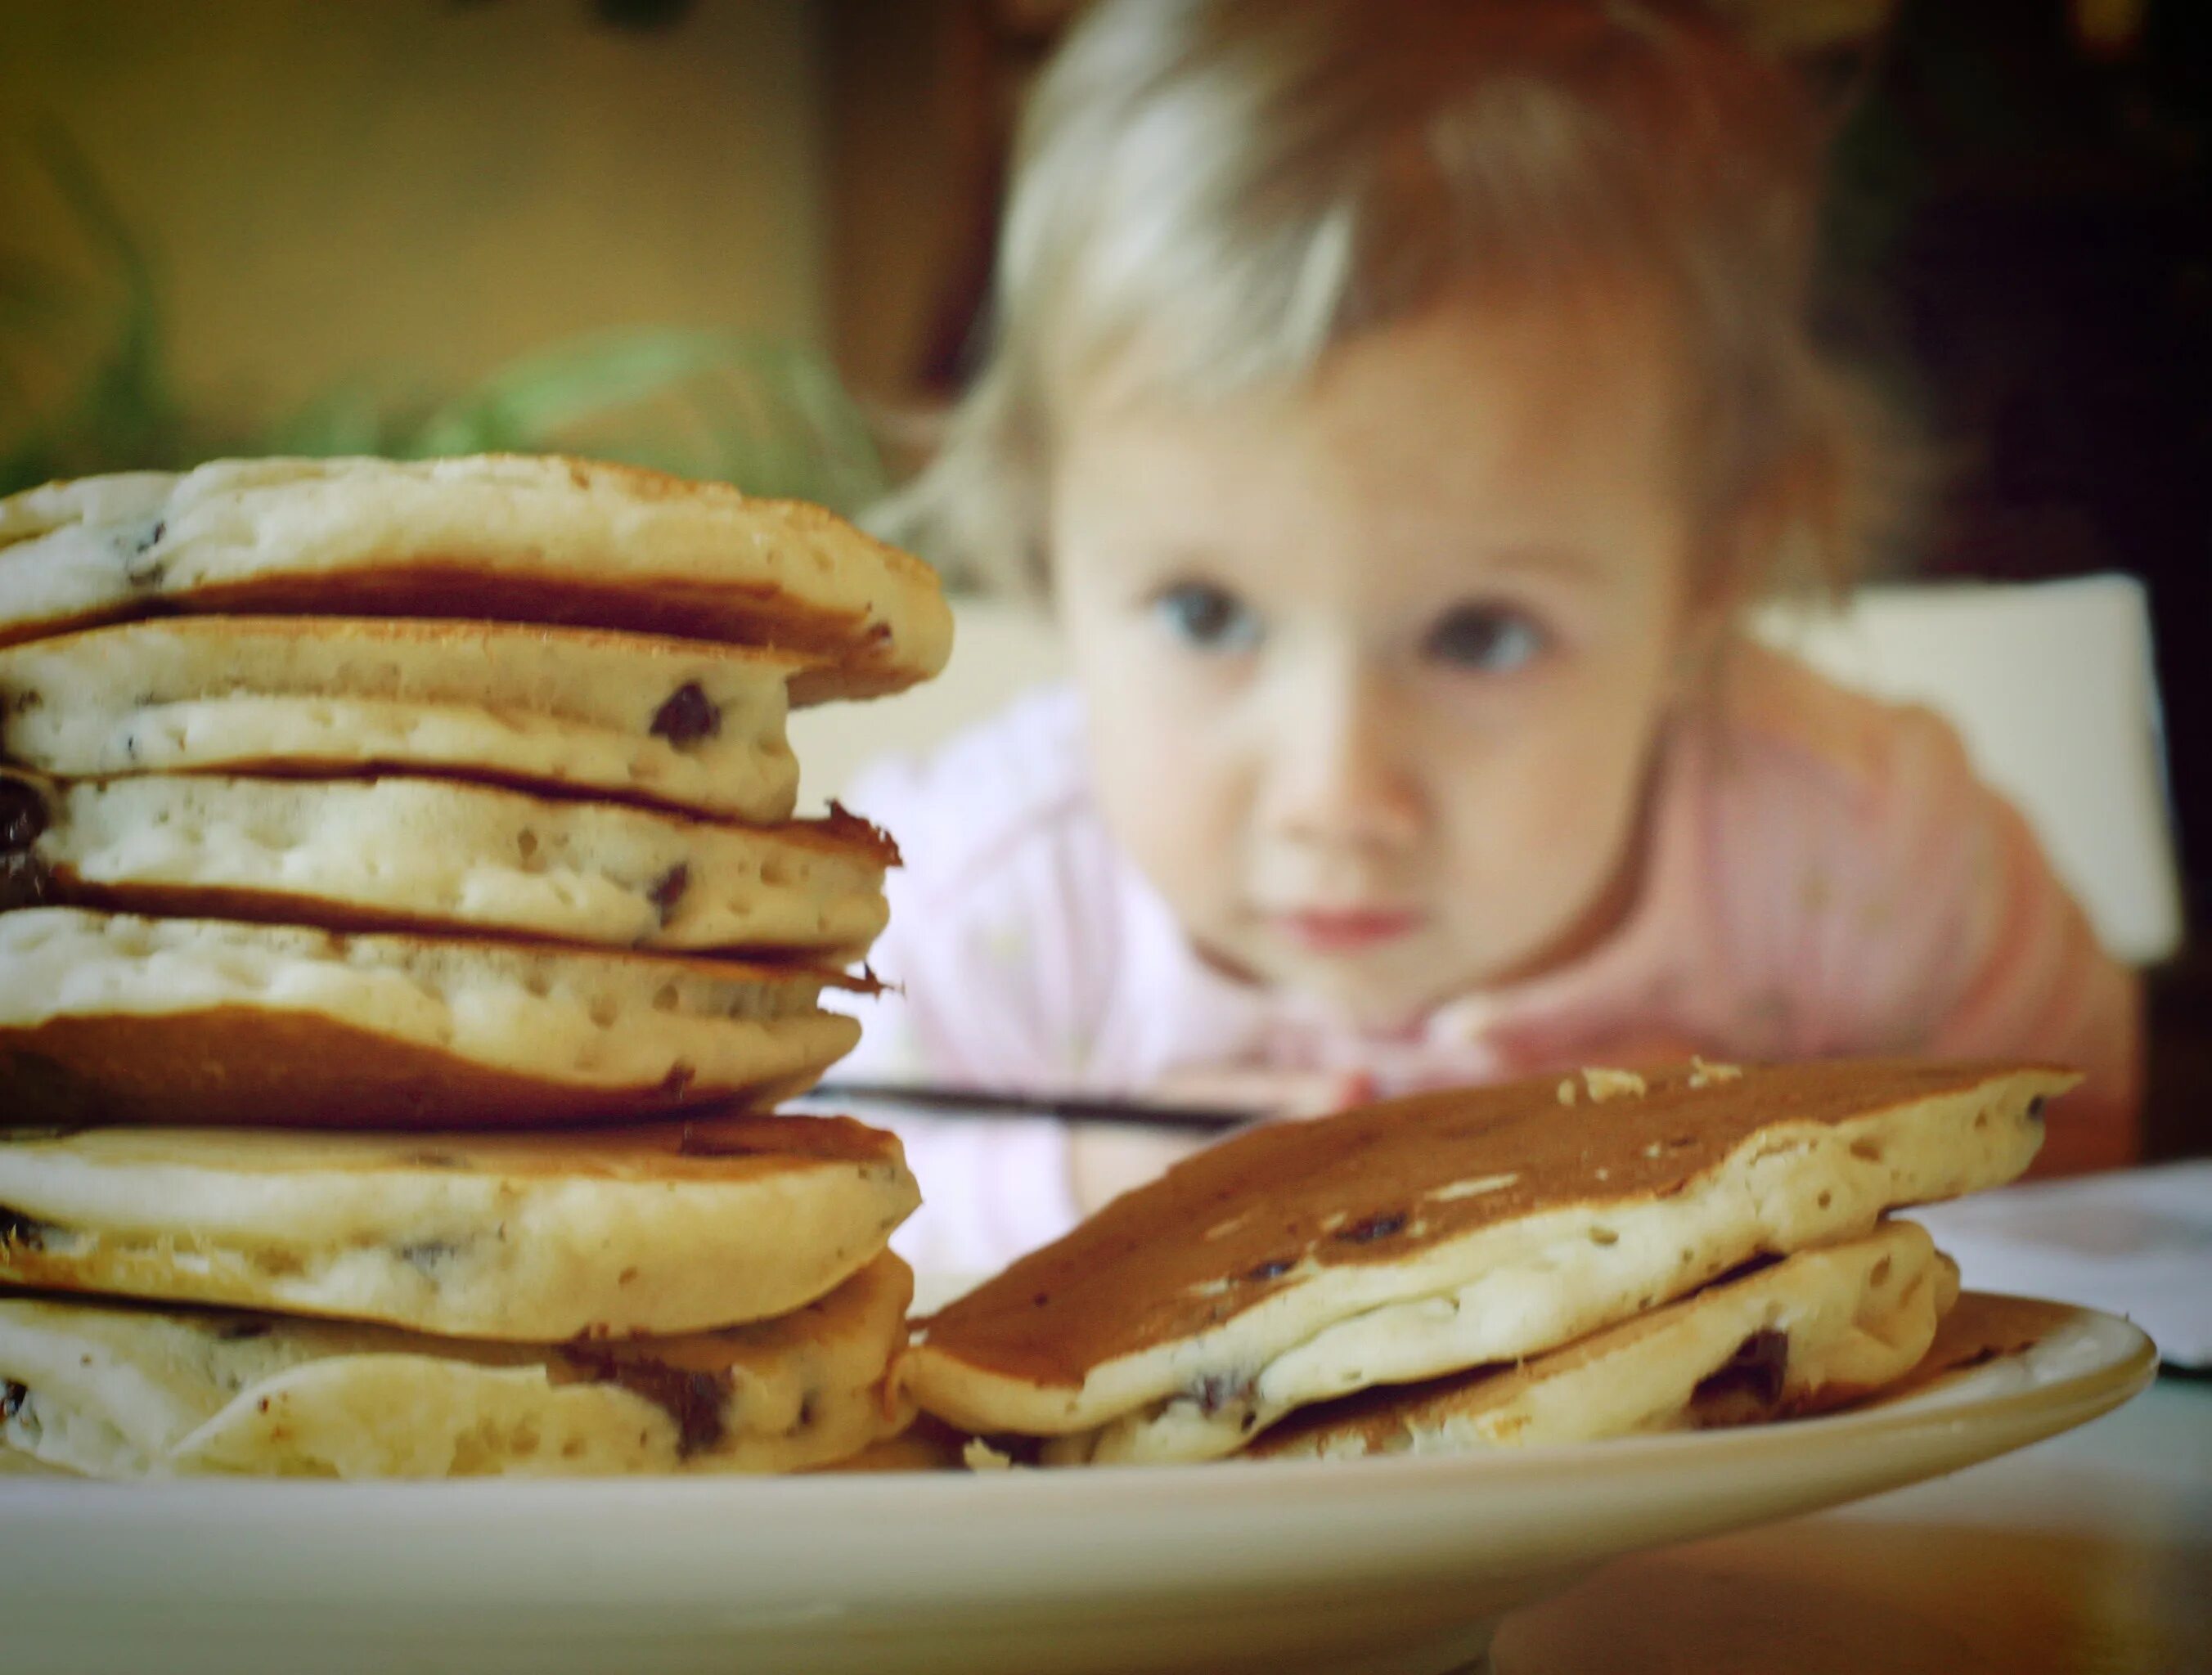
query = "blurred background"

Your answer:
(1, 0), (2205, 1151)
